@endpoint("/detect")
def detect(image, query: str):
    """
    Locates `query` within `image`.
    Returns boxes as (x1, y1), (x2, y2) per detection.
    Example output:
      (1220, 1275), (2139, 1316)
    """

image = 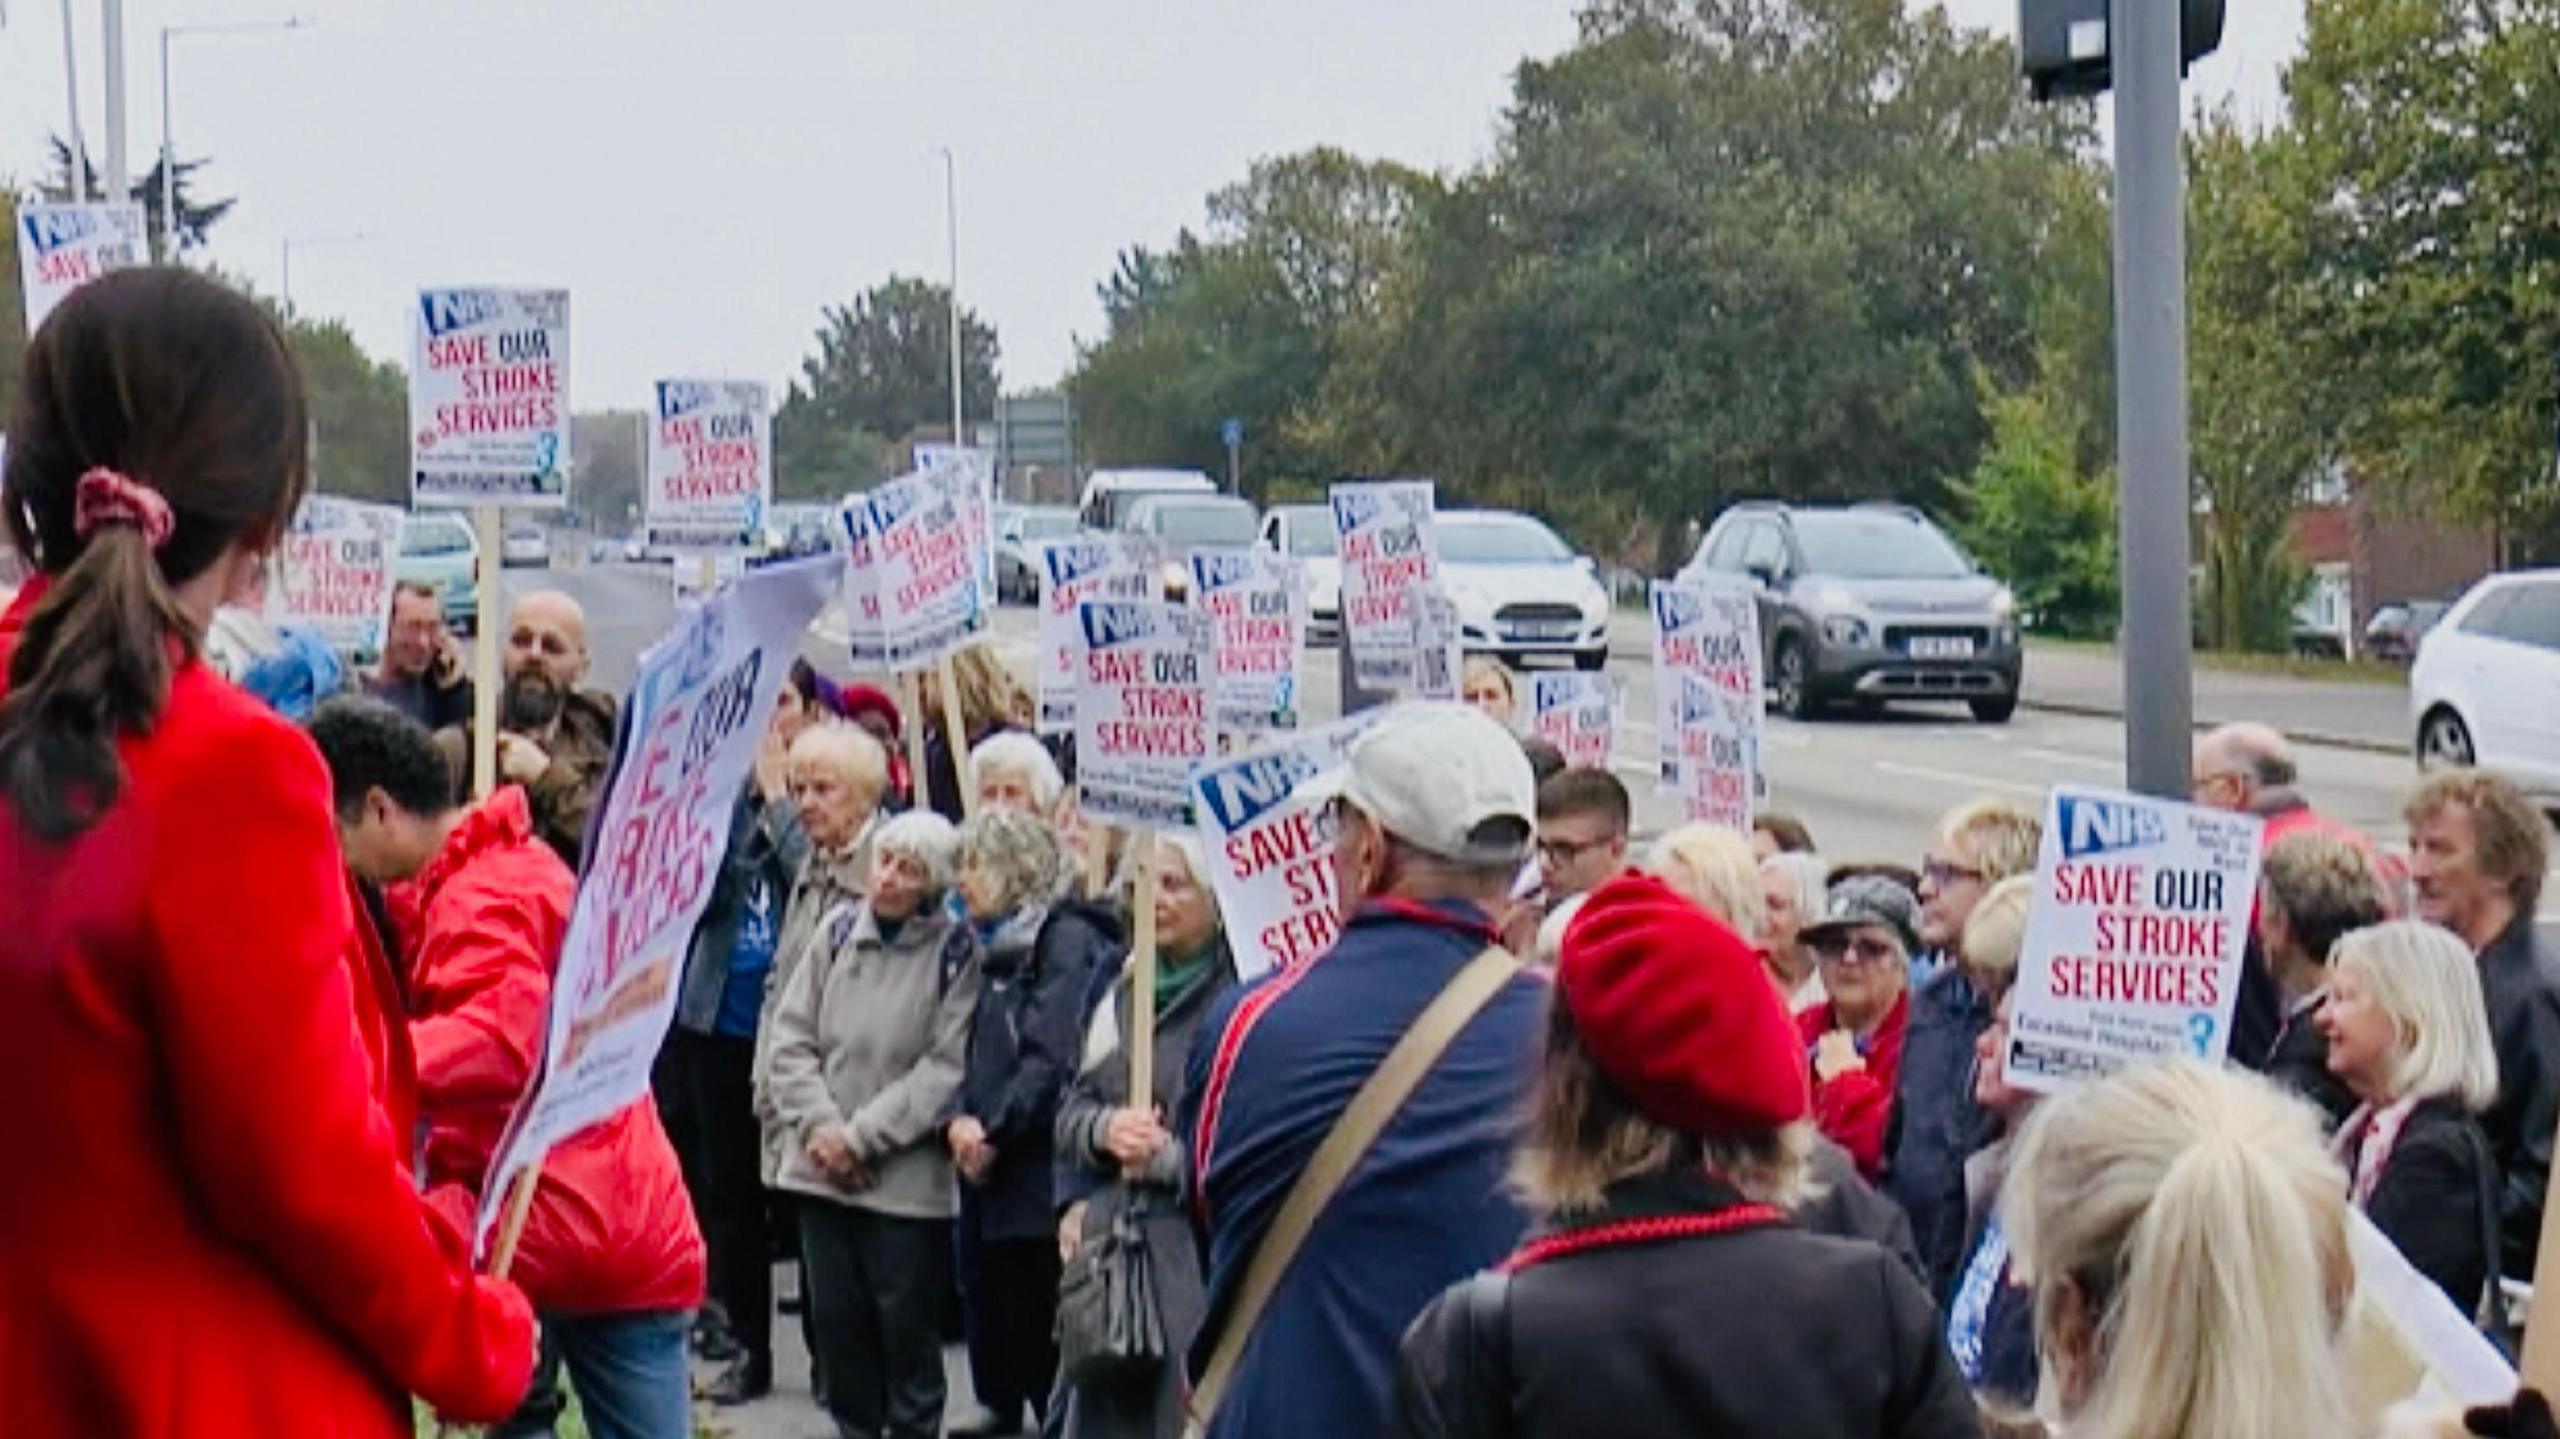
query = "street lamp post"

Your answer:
(158, 15), (309, 258)
(936, 146), (963, 450)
